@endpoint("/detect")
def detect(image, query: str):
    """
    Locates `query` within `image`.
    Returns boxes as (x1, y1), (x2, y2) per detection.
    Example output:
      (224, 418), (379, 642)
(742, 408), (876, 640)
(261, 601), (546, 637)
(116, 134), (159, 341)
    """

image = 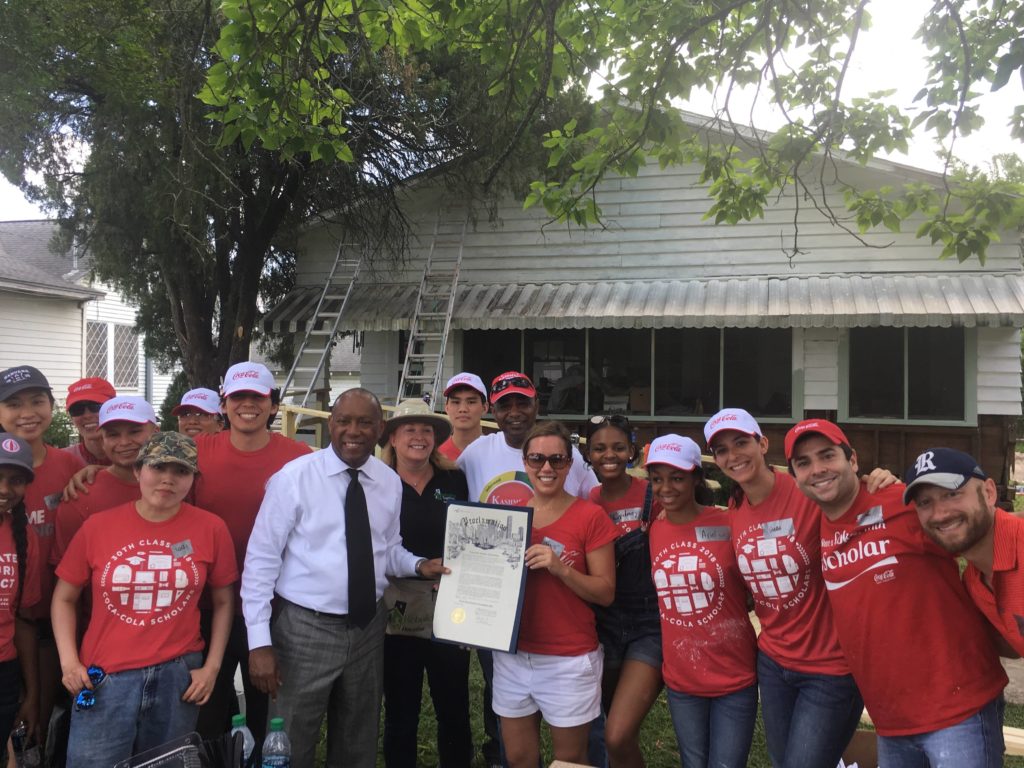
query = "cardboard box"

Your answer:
(839, 729), (878, 768)
(629, 386), (651, 413)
